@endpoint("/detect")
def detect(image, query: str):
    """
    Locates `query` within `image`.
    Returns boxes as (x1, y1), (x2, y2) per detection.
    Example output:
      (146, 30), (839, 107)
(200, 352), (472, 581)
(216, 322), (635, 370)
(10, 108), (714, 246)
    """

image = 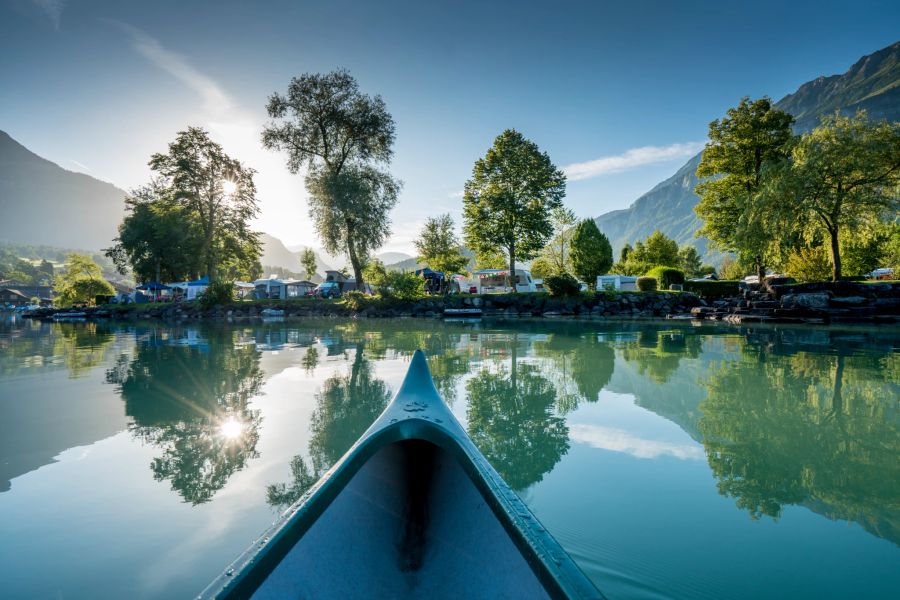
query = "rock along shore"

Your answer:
(24, 291), (702, 322)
